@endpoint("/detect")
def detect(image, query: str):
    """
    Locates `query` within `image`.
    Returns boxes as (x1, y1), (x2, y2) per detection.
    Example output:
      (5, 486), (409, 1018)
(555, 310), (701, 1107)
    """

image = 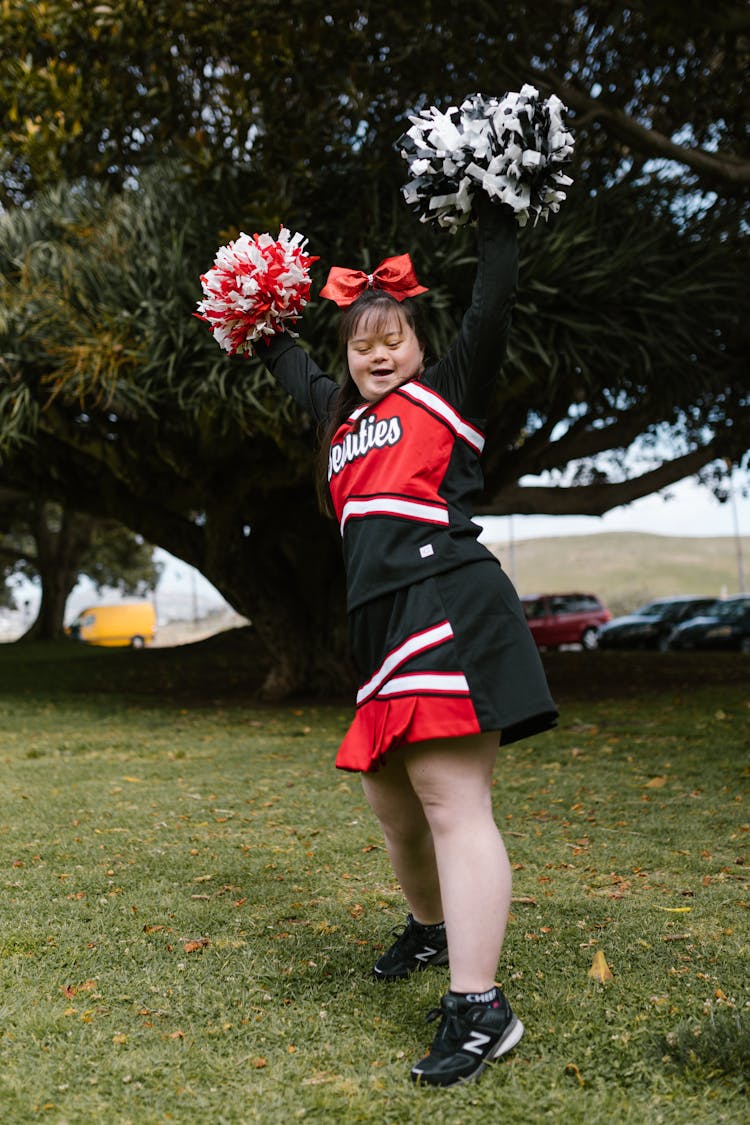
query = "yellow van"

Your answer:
(67, 602), (157, 648)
